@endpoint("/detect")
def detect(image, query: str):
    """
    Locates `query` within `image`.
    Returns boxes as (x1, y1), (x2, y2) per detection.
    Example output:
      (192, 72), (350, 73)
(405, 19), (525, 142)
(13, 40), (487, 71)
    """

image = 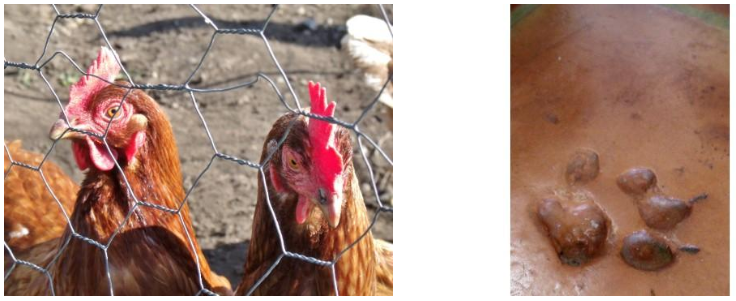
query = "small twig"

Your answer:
(679, 244), (701, 254)
(689, 193), (708, 204)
